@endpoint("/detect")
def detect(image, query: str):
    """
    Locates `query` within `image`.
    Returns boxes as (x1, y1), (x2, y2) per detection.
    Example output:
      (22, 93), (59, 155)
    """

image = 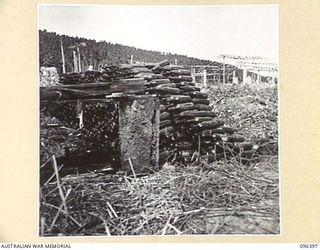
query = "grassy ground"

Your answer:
(39, 82), (279, 236)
